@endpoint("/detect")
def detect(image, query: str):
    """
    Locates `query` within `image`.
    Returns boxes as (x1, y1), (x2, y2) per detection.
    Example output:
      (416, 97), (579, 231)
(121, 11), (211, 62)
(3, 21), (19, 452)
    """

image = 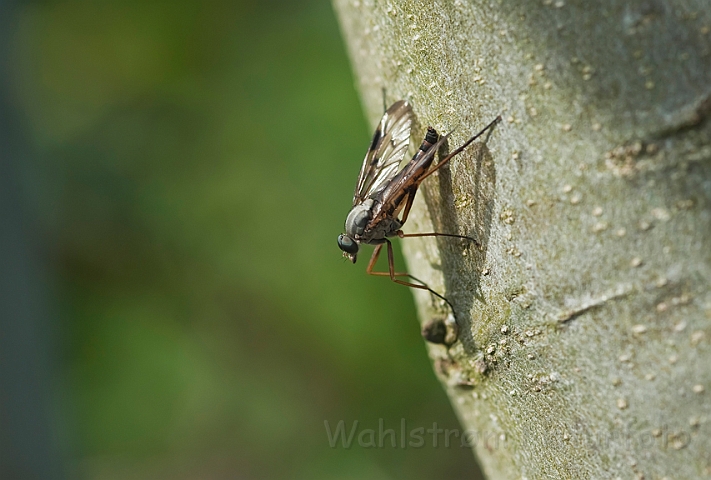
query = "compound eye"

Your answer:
(337, 234), (359, 254)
